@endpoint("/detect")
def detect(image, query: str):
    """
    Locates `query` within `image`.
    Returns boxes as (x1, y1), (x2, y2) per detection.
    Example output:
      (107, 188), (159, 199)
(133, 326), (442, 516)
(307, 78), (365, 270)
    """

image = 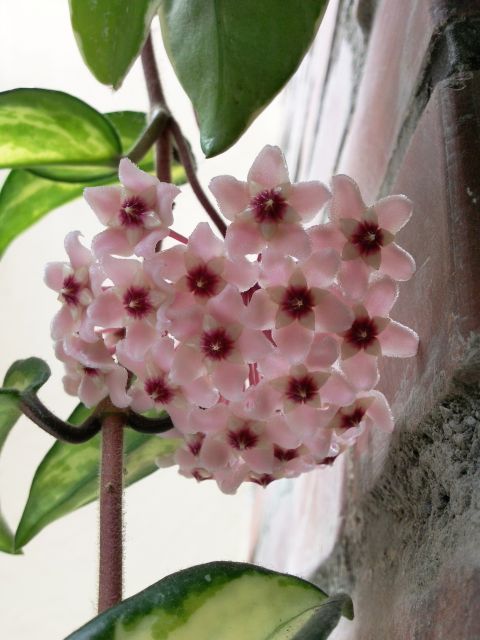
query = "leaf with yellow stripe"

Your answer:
(65, 561), (352, 639)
